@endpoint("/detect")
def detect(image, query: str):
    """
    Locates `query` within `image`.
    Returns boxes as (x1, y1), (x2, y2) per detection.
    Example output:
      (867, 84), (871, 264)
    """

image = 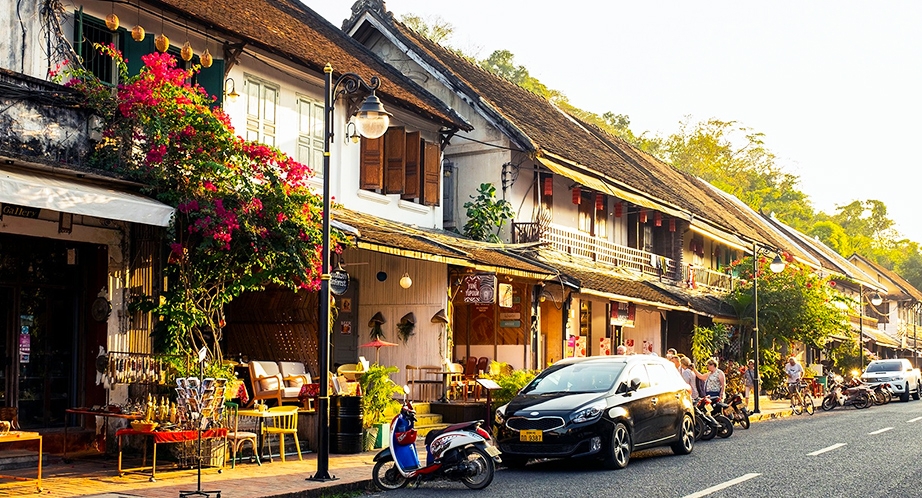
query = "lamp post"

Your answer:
(752, 243), (785, 414)
(309, 64), (390, 482)
(858, 285), (883, 371)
